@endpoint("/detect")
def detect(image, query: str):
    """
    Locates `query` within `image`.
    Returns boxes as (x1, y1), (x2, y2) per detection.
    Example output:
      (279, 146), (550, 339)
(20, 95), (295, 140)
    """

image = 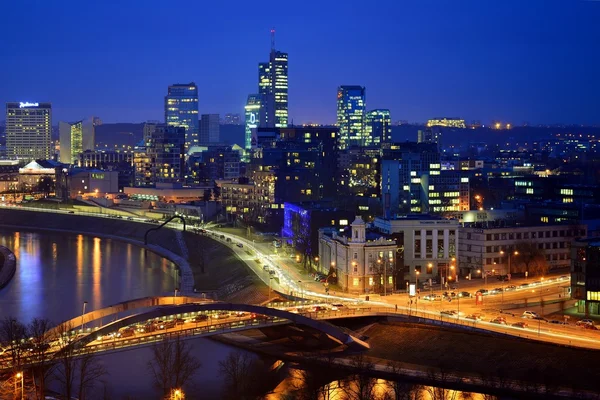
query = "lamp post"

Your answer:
(314, 256), (319, 272)
(416, 270), (420, 314)
(16, 372), (23, 400)
(81, 301), (88, 333)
